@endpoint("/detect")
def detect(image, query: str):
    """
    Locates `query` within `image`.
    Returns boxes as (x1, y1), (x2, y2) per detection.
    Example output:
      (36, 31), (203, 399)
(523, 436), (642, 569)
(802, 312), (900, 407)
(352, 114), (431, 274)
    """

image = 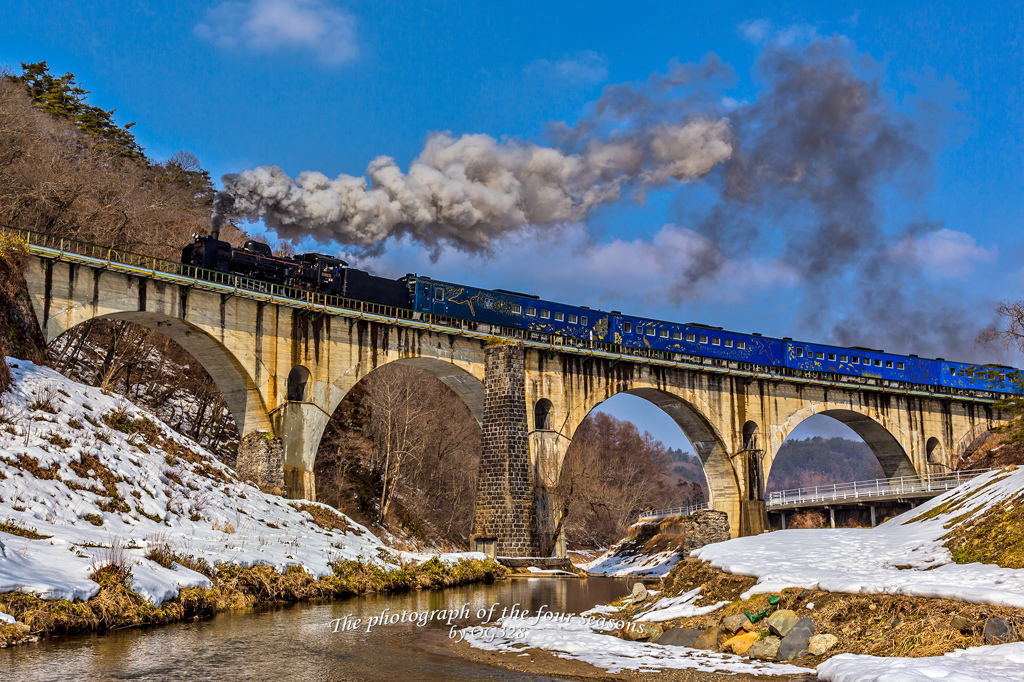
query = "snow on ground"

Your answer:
(693, 466), (1024, 608)
(580, 531), (681, 577)
(817, 642), (1024, 682)
(633, 587), (729, 622)
(462, 615), (811, 676)
(0, 359), (482, 606)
